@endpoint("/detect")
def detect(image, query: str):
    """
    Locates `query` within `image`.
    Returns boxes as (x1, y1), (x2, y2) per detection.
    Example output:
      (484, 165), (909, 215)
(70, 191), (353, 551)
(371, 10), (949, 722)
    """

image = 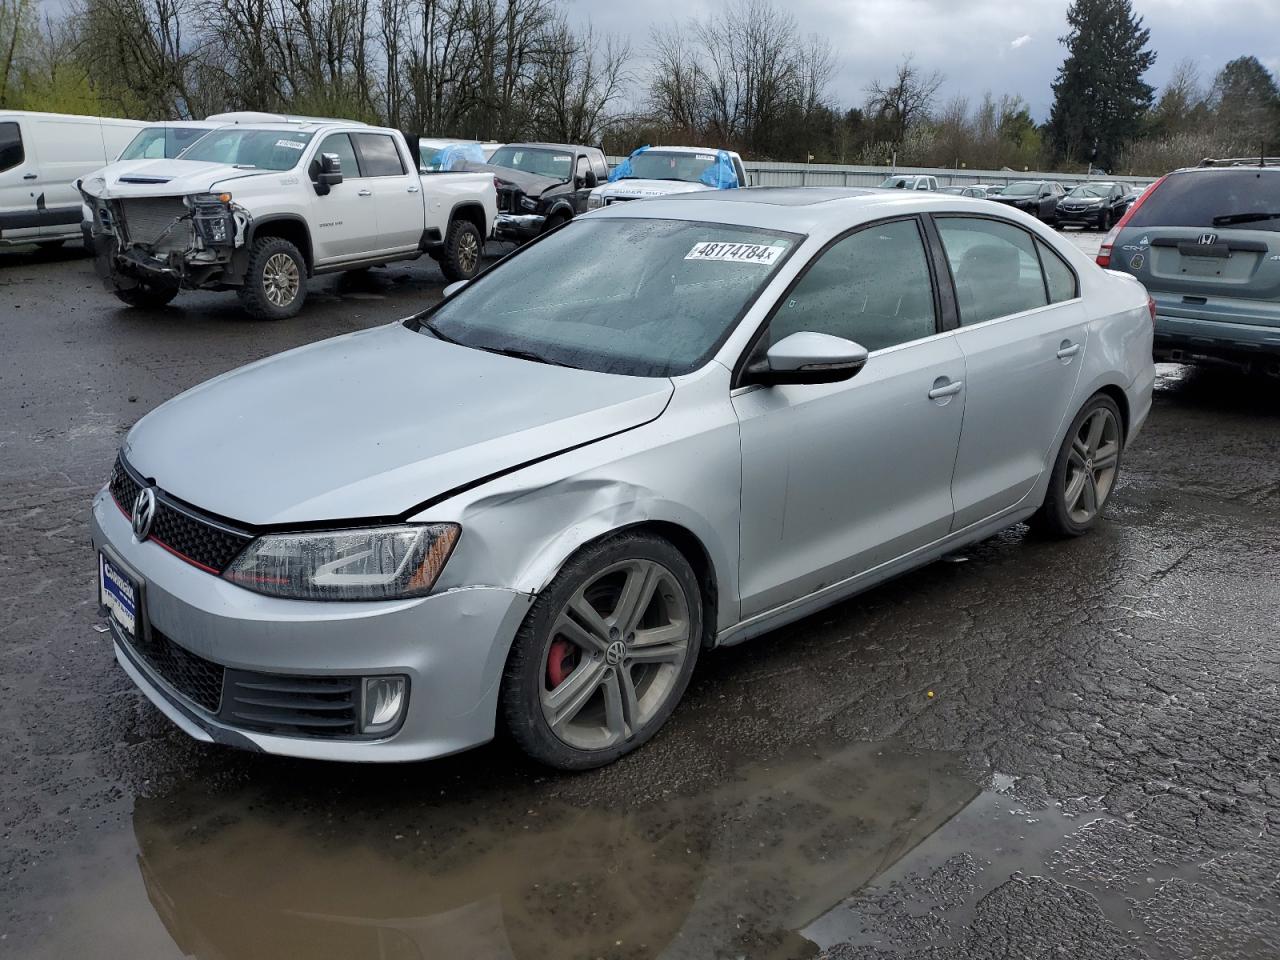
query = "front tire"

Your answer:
(440, 219), (482, 281)
(237, 236), (306, 320)
(1031, 395), (1124, 538)
(500, 533), (703, 770)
